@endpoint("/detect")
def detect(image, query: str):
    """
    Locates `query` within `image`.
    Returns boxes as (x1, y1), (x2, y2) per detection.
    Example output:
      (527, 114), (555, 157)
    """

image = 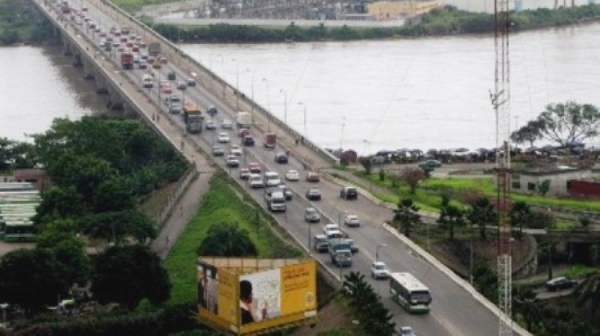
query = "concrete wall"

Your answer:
(511, 170), (593, 196)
